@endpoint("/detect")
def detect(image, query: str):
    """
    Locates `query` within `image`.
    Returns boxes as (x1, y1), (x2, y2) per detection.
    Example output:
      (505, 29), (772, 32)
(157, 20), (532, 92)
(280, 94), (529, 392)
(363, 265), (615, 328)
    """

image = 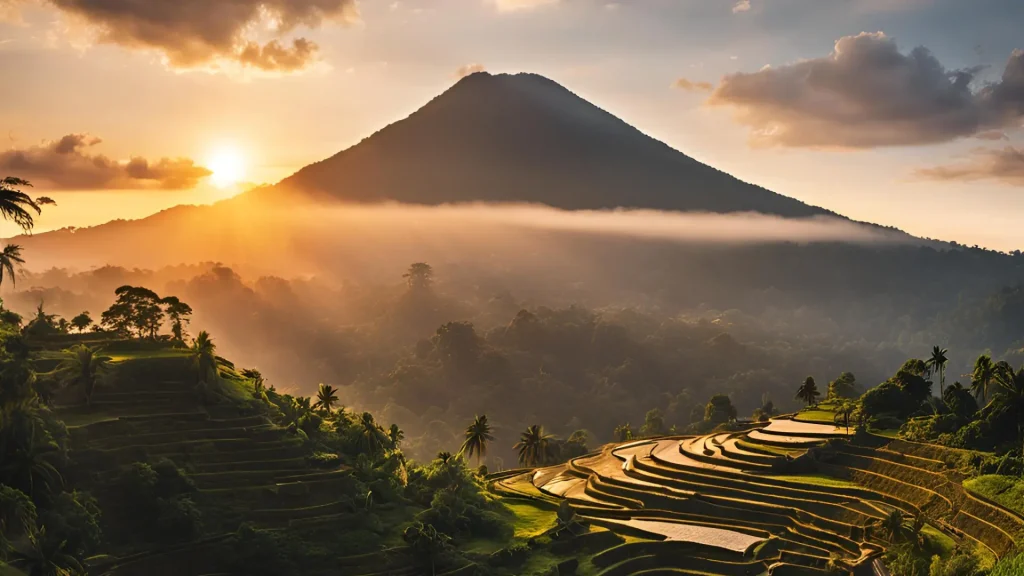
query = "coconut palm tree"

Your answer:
(970, 354), (996, 406)
(833, 399), (857, 434)
(8, 525), (84, 576)
(795, 377), (820, 407)
(312, 383), (339, 415)
(880, 510), (906, 543)
(388, 424), (404, 449)
(359, 412), (388, 458)
(460, 414), (495, 466)
(927, 346), (949, 397)
(0, 485), (37, 556)
(514, 424), (553, 467)
(189, 331), (217, 383)
(0, 177), (45, 233)
(992, 362), (1024, 442)
(56, 345), (110, 406)
(0, 244), (24, 288)
(0, 415), (63, 499)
